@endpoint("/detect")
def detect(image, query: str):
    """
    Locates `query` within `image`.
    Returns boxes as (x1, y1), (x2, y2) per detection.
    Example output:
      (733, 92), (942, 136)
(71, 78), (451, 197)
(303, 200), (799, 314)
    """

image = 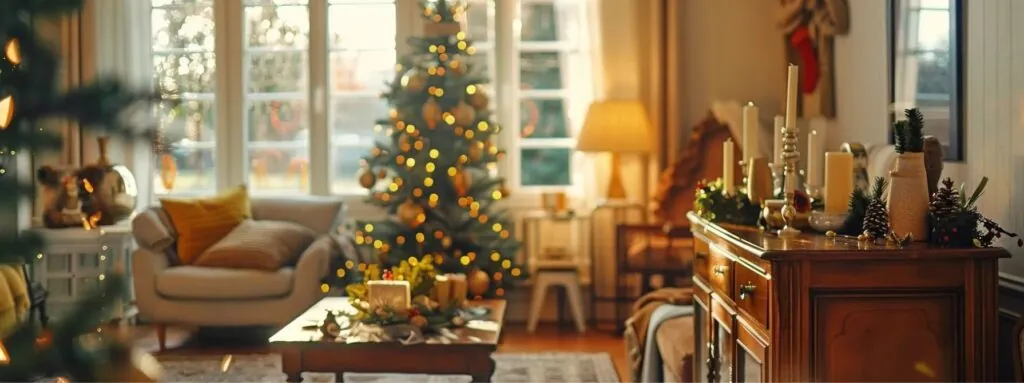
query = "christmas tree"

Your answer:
(335, 0), (524, 298)
(0, 0), (162, 380)
(863, 177), (889, 240)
